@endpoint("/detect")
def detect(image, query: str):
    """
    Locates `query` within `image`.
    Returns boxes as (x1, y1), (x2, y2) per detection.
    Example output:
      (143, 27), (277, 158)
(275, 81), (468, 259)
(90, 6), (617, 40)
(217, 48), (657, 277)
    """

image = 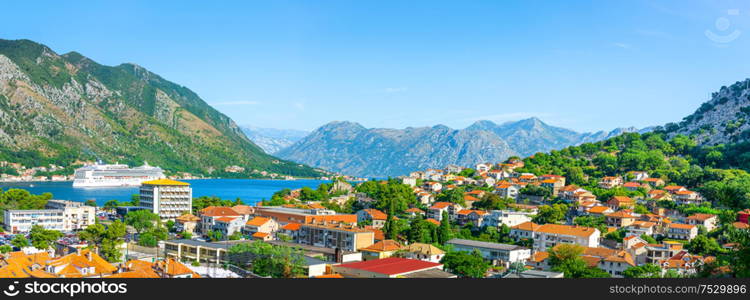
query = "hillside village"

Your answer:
(1, 128), (749, 279)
